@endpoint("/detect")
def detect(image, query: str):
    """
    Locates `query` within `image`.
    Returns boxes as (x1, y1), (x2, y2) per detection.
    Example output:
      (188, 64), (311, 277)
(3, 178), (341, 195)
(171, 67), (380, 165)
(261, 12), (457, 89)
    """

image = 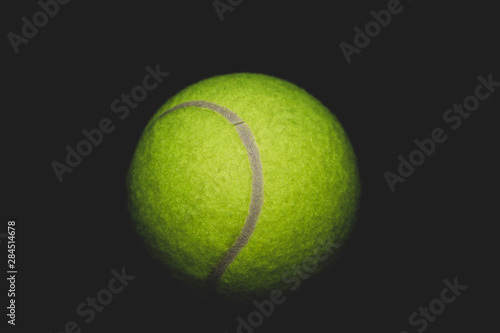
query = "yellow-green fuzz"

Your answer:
(127, 73), (360, 300)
